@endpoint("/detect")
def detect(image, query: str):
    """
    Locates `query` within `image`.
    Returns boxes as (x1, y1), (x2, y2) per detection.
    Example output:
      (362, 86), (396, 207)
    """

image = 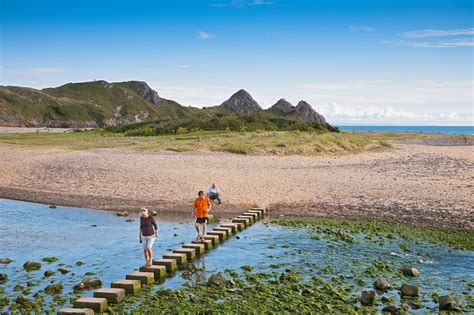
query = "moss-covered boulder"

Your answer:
(58, 268), (70, 274)
(361, 290), (376, 306)
(438, 295), (460, 311)
(207, 273), (225, 287)
(241, 265), (253, 271)
(13, 284), (24, 292)
(49, 204), (57, 209)
(44, 270), (56, 277)
(23, 261), (42, 271)
(42, 257), (59, 263)
(15, 295), (30, 307)
(0, 273), (8, 283)
(44, 283), (63, 295)
(74, 278), (102, 291)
